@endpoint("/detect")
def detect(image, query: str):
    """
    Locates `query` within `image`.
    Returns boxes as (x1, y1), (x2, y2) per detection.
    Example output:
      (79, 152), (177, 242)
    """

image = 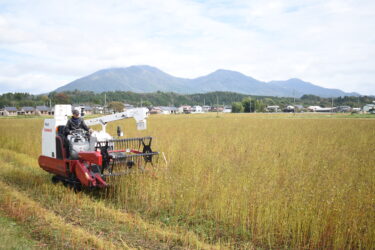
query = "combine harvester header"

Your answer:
(38, 105), (158, 190)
